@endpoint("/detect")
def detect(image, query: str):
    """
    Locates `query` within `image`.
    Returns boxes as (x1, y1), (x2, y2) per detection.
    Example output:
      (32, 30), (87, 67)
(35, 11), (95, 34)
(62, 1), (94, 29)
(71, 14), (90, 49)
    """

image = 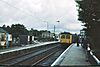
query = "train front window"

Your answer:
(61, 35), (65, 39)
(66, 35), (70, 39)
